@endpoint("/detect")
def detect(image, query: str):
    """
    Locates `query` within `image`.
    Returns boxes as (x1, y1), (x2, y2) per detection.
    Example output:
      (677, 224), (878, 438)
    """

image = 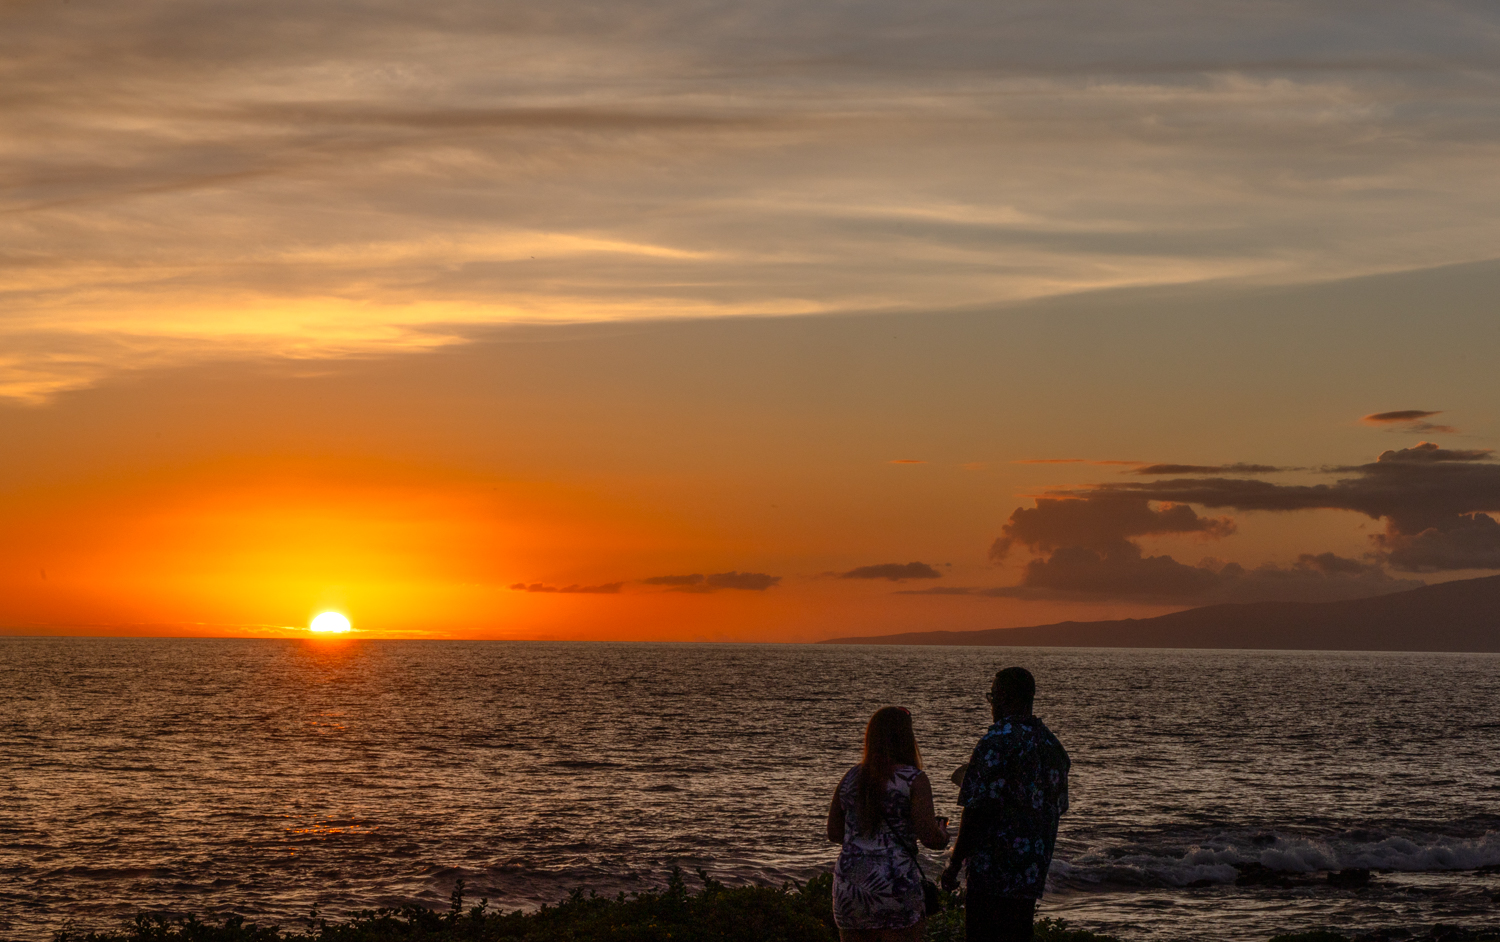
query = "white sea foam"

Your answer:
(1260, 831), (1500, 872)
(1054, 829), (1500, 888)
